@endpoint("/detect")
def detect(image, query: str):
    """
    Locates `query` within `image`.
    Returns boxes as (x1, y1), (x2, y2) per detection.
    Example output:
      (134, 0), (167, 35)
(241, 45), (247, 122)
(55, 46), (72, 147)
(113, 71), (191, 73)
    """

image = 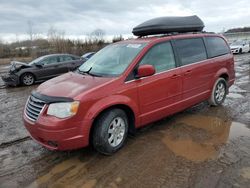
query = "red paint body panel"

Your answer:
(23, 33), (235, 150)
